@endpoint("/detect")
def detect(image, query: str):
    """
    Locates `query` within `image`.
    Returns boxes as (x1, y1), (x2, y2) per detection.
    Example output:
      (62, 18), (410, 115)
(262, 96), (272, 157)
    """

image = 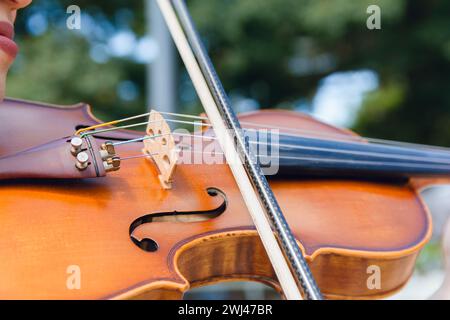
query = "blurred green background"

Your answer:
(6, 0), (450, 299)
(8, 0), (450, 145)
